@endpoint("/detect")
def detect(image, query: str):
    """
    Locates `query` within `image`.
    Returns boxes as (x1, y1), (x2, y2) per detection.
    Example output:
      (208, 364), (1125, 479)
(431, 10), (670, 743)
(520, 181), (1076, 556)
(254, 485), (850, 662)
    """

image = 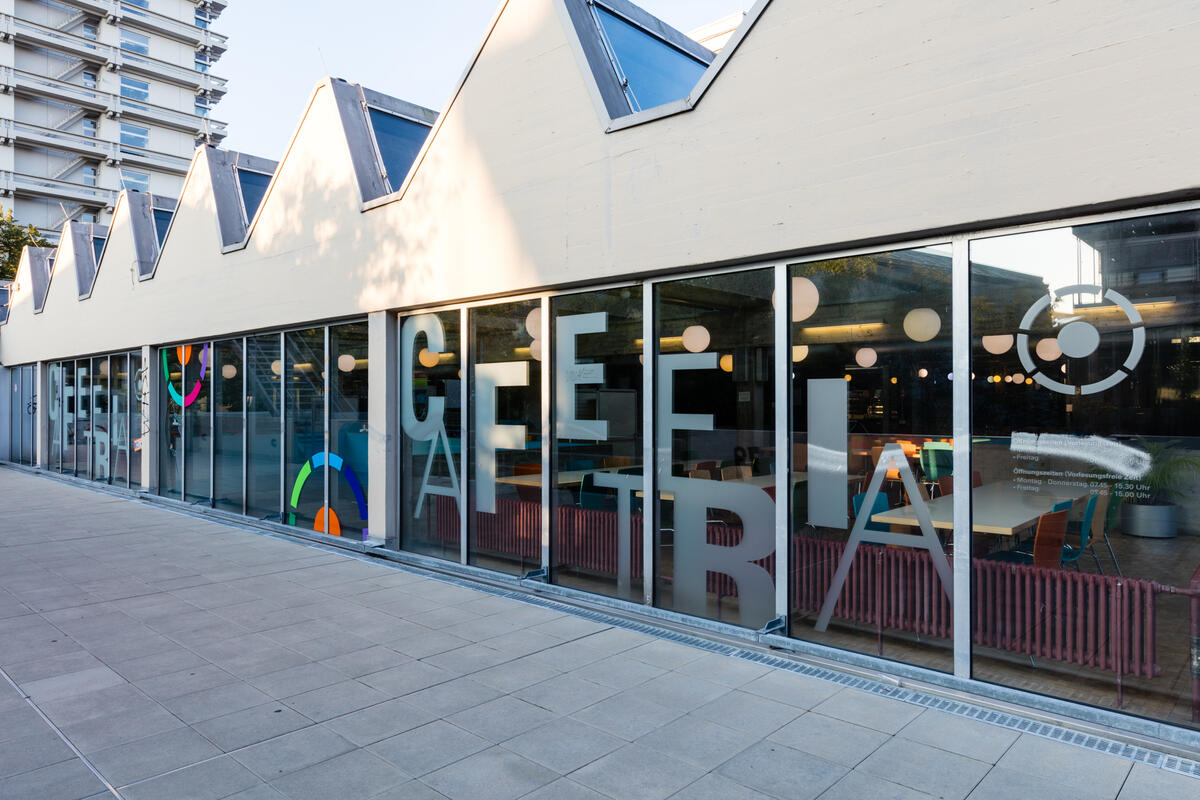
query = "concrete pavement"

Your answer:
(1, 467), (1198, 799)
